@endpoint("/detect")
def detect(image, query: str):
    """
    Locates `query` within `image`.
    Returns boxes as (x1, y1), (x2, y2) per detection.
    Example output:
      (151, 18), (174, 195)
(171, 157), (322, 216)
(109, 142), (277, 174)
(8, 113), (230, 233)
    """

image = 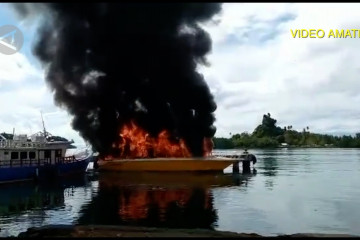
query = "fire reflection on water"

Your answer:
(77, 173), (227, 229)
(116, 186), (216, 228)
